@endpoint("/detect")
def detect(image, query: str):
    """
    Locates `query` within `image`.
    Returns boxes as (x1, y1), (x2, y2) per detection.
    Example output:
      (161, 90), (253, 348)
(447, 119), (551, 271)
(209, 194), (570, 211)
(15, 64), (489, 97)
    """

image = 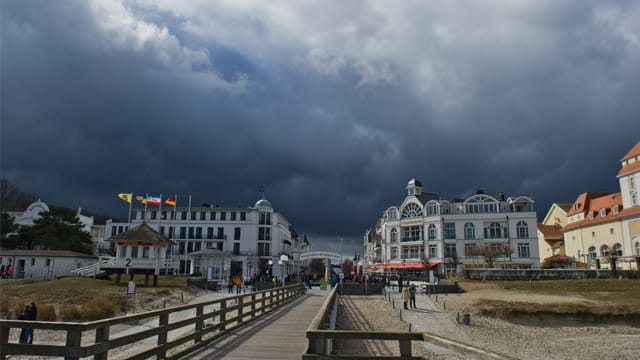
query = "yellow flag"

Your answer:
(118, 193), (132, 203)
